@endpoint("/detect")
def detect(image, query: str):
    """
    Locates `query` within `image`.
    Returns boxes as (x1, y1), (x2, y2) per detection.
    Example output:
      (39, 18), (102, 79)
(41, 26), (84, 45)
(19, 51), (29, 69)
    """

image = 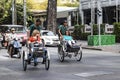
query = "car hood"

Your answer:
(16, 33), (28, 40)
(41, 36), (59, 40)
(16, 33), (27, 37)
